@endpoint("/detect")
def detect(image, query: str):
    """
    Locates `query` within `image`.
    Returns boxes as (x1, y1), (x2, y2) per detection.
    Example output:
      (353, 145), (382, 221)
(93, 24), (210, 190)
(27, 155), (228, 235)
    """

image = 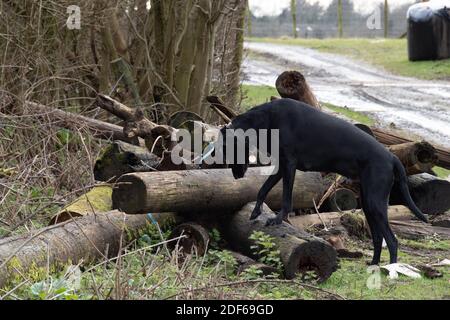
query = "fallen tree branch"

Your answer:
(1, 98), (140, 145)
